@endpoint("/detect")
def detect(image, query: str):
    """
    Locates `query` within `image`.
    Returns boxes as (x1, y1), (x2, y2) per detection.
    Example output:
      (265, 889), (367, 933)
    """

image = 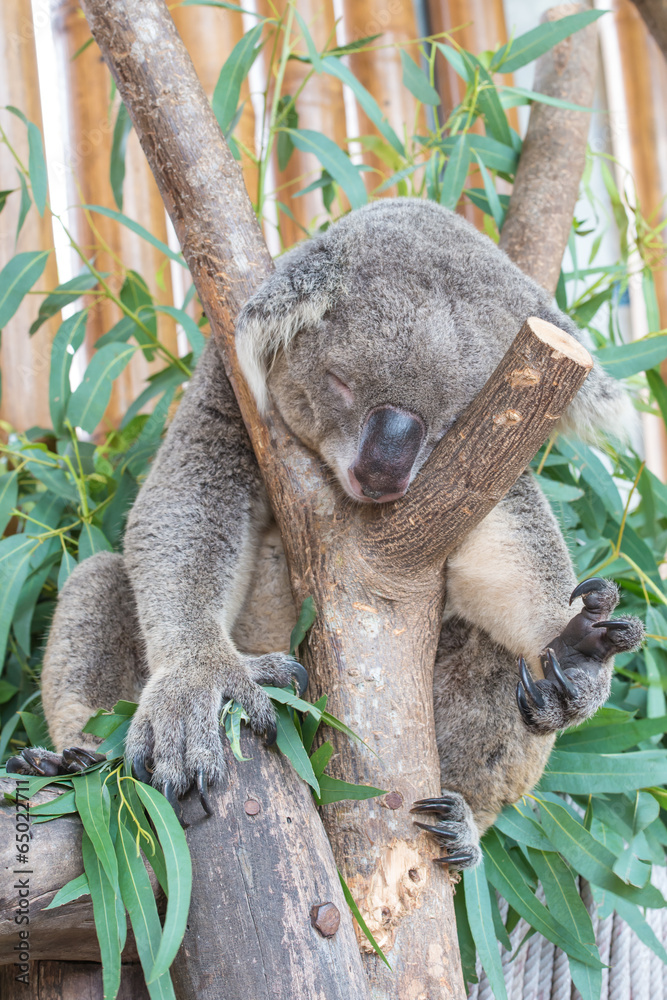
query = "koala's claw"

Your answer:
(290, 660), (309, 697)
(516, 578), (644, 734)
(132, 755), (153, 785)
(6, 746), (105, 777)
(163, 781), (188, 828)
(411, 791), (481, 869)
(196, 768), (213, 816)
(264, 721), (278, 747)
